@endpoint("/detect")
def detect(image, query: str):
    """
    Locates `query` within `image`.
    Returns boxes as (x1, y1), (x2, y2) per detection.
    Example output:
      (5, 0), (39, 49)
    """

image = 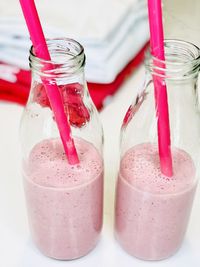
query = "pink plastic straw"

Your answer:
(147, 0), (173, 177)
(19, 0), (79, 165)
